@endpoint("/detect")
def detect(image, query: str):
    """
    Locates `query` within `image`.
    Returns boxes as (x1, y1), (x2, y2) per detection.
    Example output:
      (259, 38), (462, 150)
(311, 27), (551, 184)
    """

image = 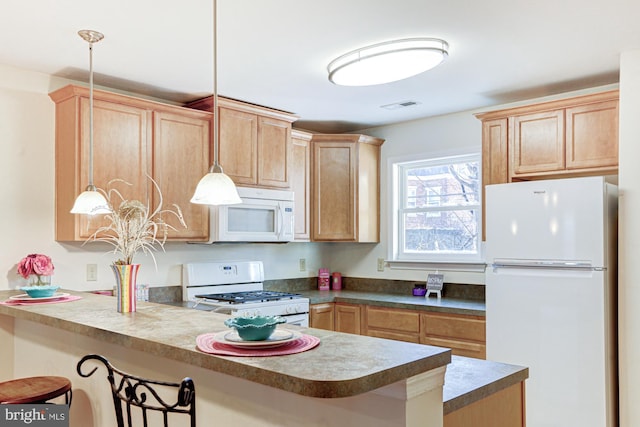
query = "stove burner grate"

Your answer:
(195, 290), (301, 304)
